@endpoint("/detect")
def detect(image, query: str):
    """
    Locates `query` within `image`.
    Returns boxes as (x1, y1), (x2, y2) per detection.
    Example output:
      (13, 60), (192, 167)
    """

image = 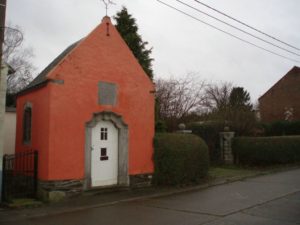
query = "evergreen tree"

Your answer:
(114, 7), (154, 80)
(229, 87), (252, 110)
(228, 87), (255, 135)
